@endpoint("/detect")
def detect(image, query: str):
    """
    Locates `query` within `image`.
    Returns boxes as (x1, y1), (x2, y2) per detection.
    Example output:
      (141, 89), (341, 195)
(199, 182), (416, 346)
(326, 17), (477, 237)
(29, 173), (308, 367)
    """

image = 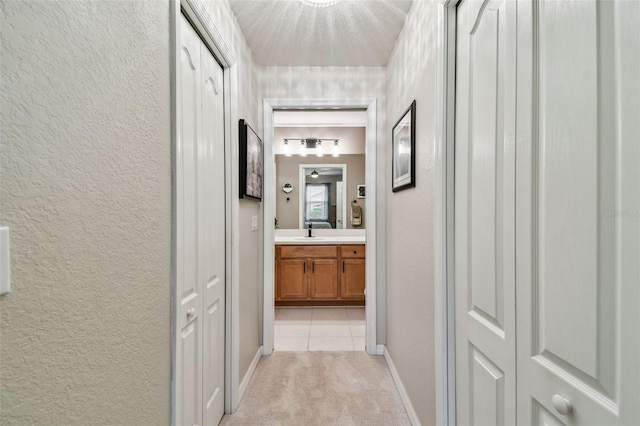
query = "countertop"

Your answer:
(274, 235), (366, 245)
